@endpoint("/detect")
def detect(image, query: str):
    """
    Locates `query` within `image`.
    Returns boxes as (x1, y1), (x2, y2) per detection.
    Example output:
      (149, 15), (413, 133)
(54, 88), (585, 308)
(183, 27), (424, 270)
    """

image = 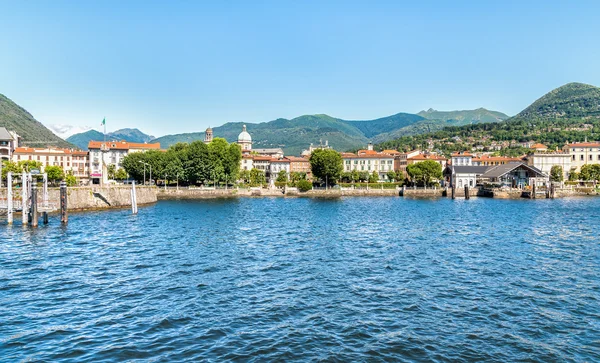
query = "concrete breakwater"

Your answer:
(46, 186), (157, 210)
